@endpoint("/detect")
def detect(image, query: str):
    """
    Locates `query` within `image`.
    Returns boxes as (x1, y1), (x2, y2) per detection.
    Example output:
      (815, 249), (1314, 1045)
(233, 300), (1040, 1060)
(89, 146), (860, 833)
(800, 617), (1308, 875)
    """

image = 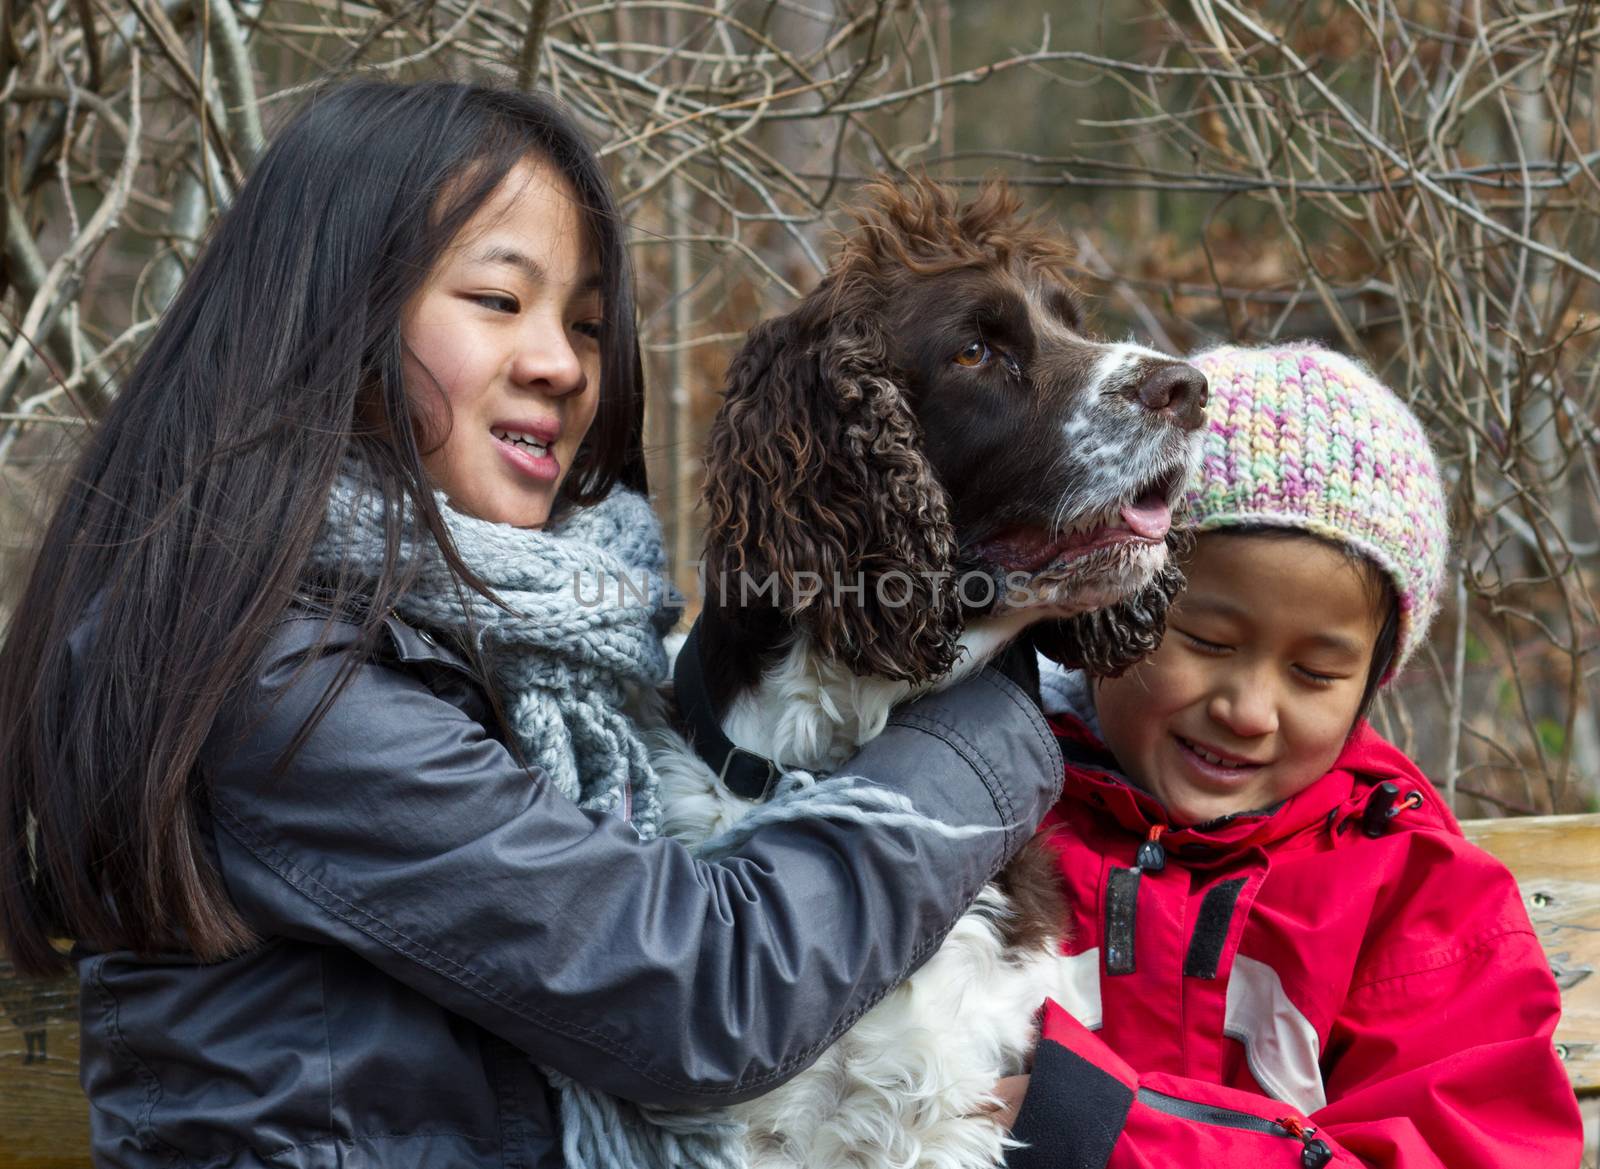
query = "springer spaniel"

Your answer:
(652, 176), (1206, 1169)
